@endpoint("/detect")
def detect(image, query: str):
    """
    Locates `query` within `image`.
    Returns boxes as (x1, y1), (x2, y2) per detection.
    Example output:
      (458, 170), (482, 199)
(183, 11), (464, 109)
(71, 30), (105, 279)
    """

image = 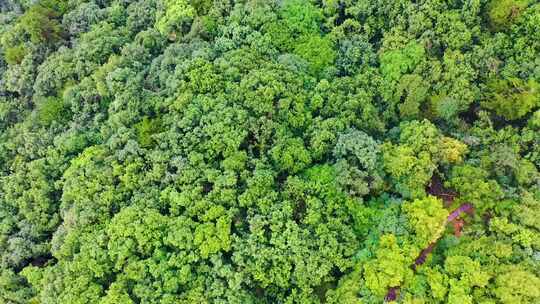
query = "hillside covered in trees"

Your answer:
(0, 0), (539, 303)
